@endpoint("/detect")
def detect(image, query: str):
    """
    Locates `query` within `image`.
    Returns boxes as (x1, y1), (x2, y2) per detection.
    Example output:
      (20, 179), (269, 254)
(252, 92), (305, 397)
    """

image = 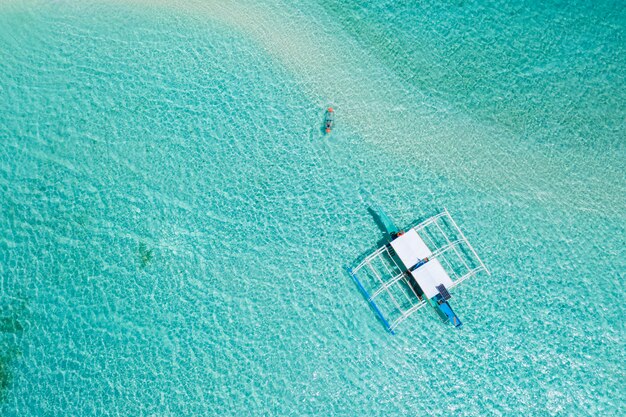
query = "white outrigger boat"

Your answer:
(347, 207), (489, 334)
